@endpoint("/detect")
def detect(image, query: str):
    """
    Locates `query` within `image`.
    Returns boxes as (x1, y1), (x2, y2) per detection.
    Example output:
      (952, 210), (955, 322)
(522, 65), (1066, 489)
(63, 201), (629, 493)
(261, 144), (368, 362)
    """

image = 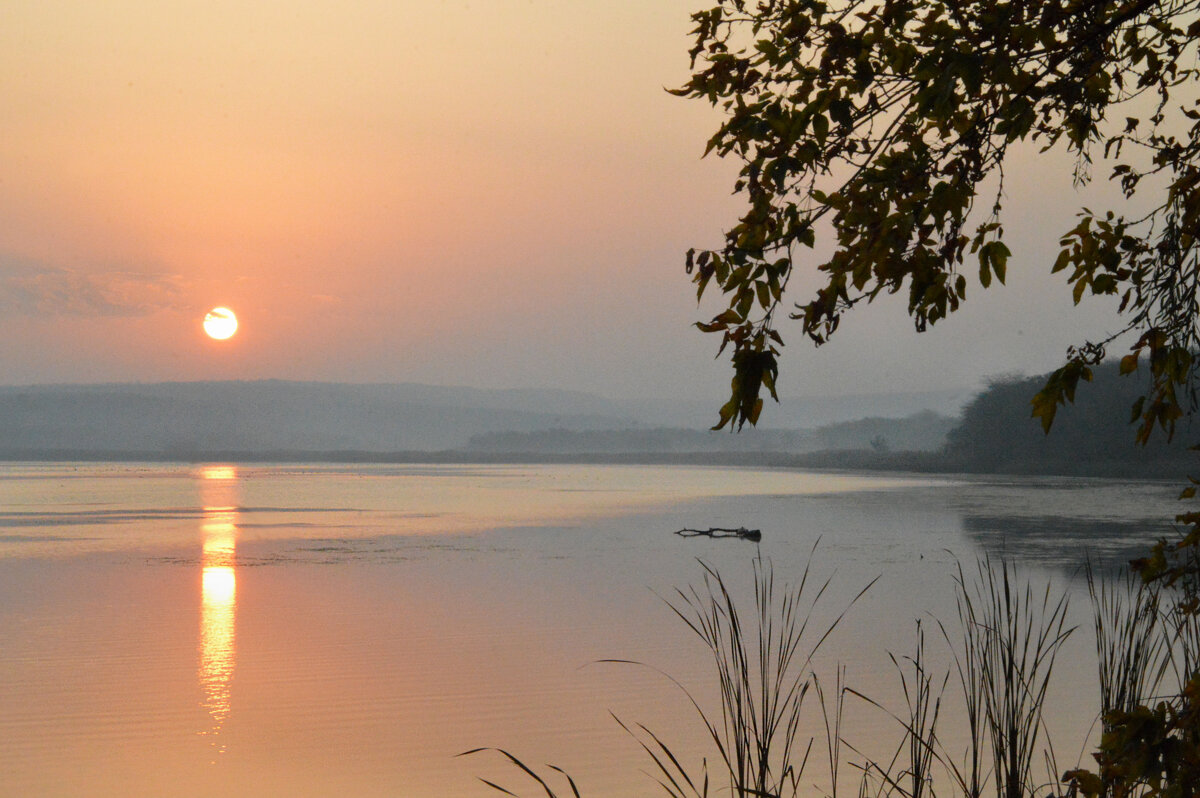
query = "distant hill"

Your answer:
(464, 426), (818, 454)
(0, 381), (963, 461)
(463, 411), (955, 455)
(0, 381), (634, 456)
